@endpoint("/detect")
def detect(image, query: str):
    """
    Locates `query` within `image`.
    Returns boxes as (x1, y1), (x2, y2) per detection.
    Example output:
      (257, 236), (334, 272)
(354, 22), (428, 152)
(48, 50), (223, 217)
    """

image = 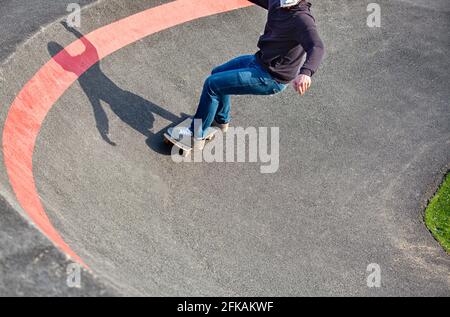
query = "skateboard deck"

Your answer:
(163, 117), (218, 157)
